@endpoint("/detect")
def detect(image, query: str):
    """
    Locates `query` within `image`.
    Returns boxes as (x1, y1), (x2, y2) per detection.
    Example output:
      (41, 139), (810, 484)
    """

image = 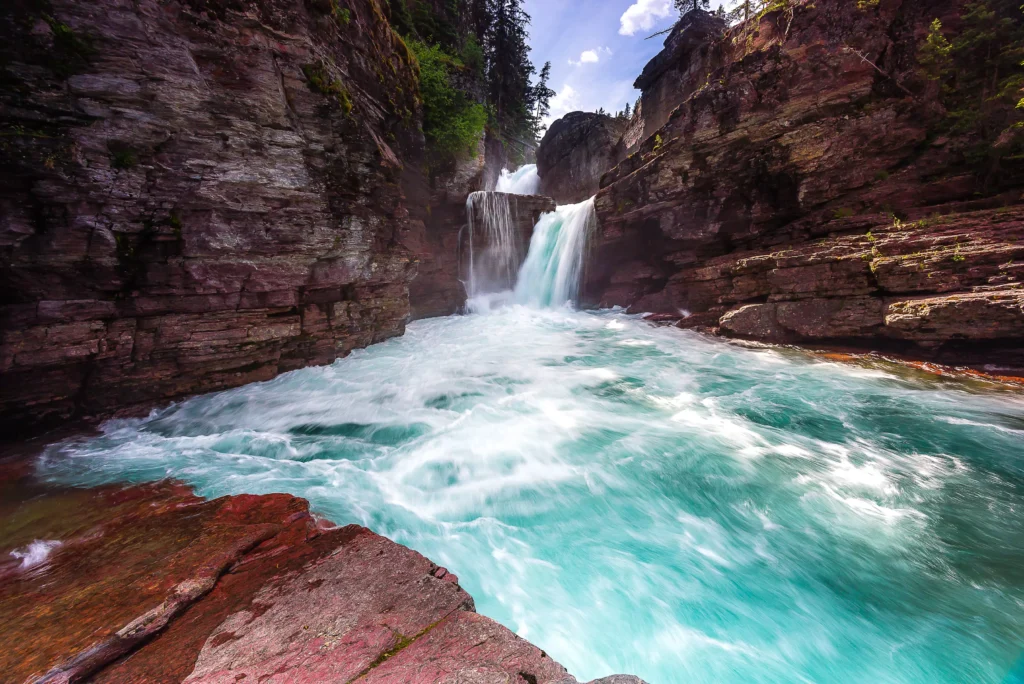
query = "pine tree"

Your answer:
(532, 61), (555, 128)
(487, 0), (536, 144)
(675, 0), (710, 15)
